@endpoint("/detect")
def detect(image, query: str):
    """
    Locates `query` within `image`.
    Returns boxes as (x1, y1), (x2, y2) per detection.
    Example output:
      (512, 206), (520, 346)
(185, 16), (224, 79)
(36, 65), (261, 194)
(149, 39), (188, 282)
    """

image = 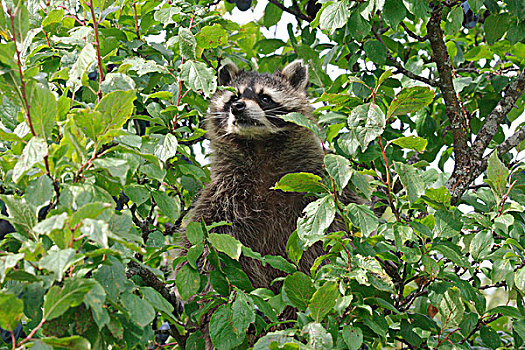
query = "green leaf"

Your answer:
(80, 218), (110, 248)
(179, 27), (196, 60)
(209, 233), (242, 260)
(347, 11), (371, 40)
(485, 14), (511, 45)
(0, 195), (37, 238)
(263, 2), (283, 28)
(121, 292), (155, 327)
(39, 248), (77, 282)
(279, 112), (322, 138)
(196, 24), (228, 49)
(391, 136), (428, 152)
(43, 278), (95, 320)
(154, 6), (181, 26)
(176, 264), (200, 301)
(153, 191), (180, 222)
(121, 56), (168, 76)
(101, 72), (136, 94)
(180, 60), (217, 97)
(469, 230), (493, 261)
(319, 0), (350, 34)
(383, 0), (407, 28)
(26, 175), (54, 208)
(467, 0), (483, 12)
(30, 85), (57, 140)
(186, 221), (204, 245)
(123, 184), (150, 205)
(93, 259), (132, 301)
(422, 186), (451, 208)
(445, 6), (464, 35)
(68, 43), (96, 91)
(210, 305), (246, 349)
(515, 267), (525, 293)
(12, 137), (47, 183)
(93, 158), (130, 185)
(309, 281), (338, 322)
(387, 86), (435, 119)
(324, 154), (351, 190)
(433, 209), (463, 238)
(140, 286), (174, 317)
(283, 272), (315, 310)
(342, 326), (363, 350)
(41, 336), (91, 350)
(485, 152), (508, 198)
(394, 162), (425, 203)
(231, 291), (255, 335)
(363, 40), (387, 65)
(273, 172), (329, 193)
(33, 212), (68, 236)
(154, 133), (178, 163)
(83, 281), (109, 328)
(348, 103), (386, 150)
(0, 293), (24, 331)
(297, 195), (336, 247)
(346, 203), (379, 237)
(480, 326), (501, 349)
(304, 322), (333, 349)
(439, 287), (465, 327)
